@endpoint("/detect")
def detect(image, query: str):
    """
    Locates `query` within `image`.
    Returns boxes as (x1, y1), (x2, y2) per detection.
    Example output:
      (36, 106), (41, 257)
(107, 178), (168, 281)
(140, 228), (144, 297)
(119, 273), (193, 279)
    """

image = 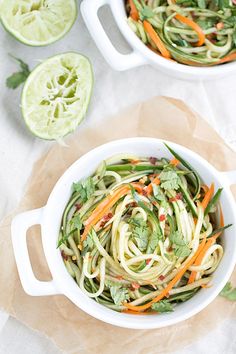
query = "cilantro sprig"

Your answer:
(170, 231), (191, 258)
(6, 55), (30, 89)
(151, 300), (174, 313)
